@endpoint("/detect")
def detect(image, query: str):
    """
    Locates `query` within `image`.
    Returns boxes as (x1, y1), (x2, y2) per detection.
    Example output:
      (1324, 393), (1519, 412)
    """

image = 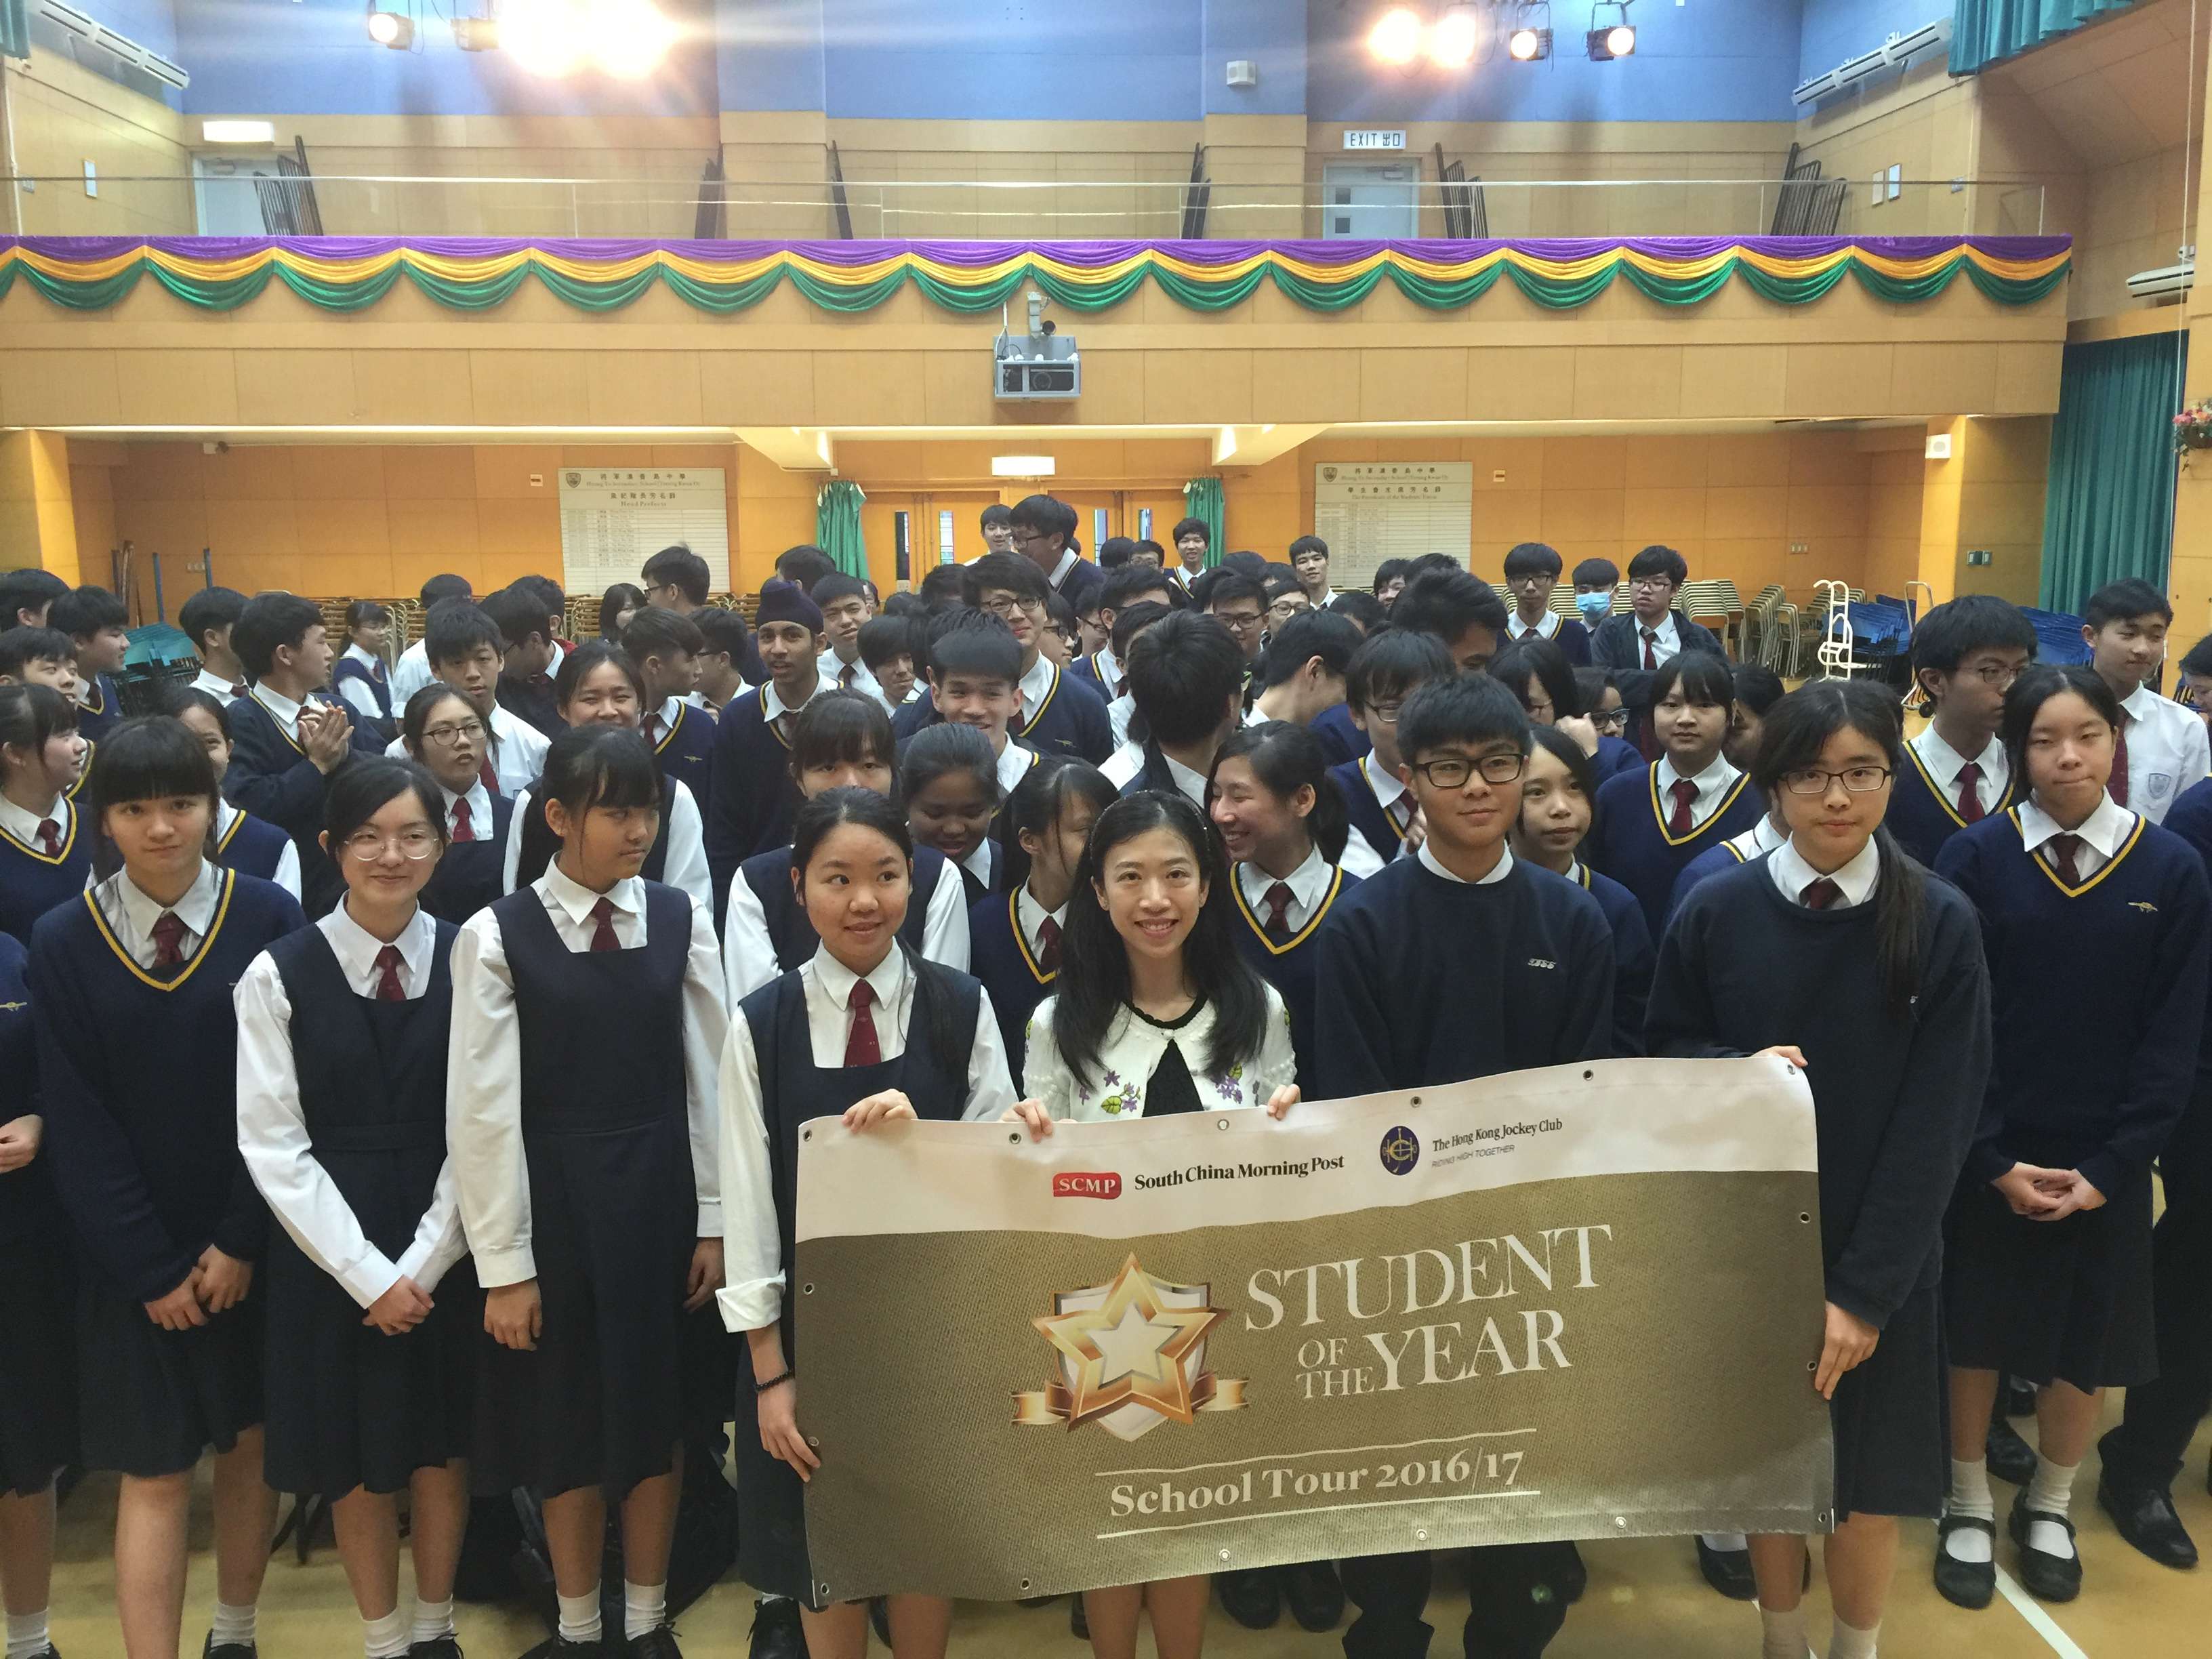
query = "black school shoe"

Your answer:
(203, 1637), (257, 1659)
(1694, 1535), (1758, 1601)
(1216, 1566), (1281, 1629)
(531, 1639), (599, 1659)
(409, 1641), (464, 1659)
(866, 1598), (890, 1645)
(1987, 1416), (2038, 1488)
(2009, 1491), (2083, 1602)
(747, 1598), (802, 1659)
(1281, 1559), (1346, 1632)
(626, 1627), (682, 1658)
(2003, 1374), (2039, 1418)
(2098, 1475), (2199, 1569)
(1932, 1514), (1996, 1609)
